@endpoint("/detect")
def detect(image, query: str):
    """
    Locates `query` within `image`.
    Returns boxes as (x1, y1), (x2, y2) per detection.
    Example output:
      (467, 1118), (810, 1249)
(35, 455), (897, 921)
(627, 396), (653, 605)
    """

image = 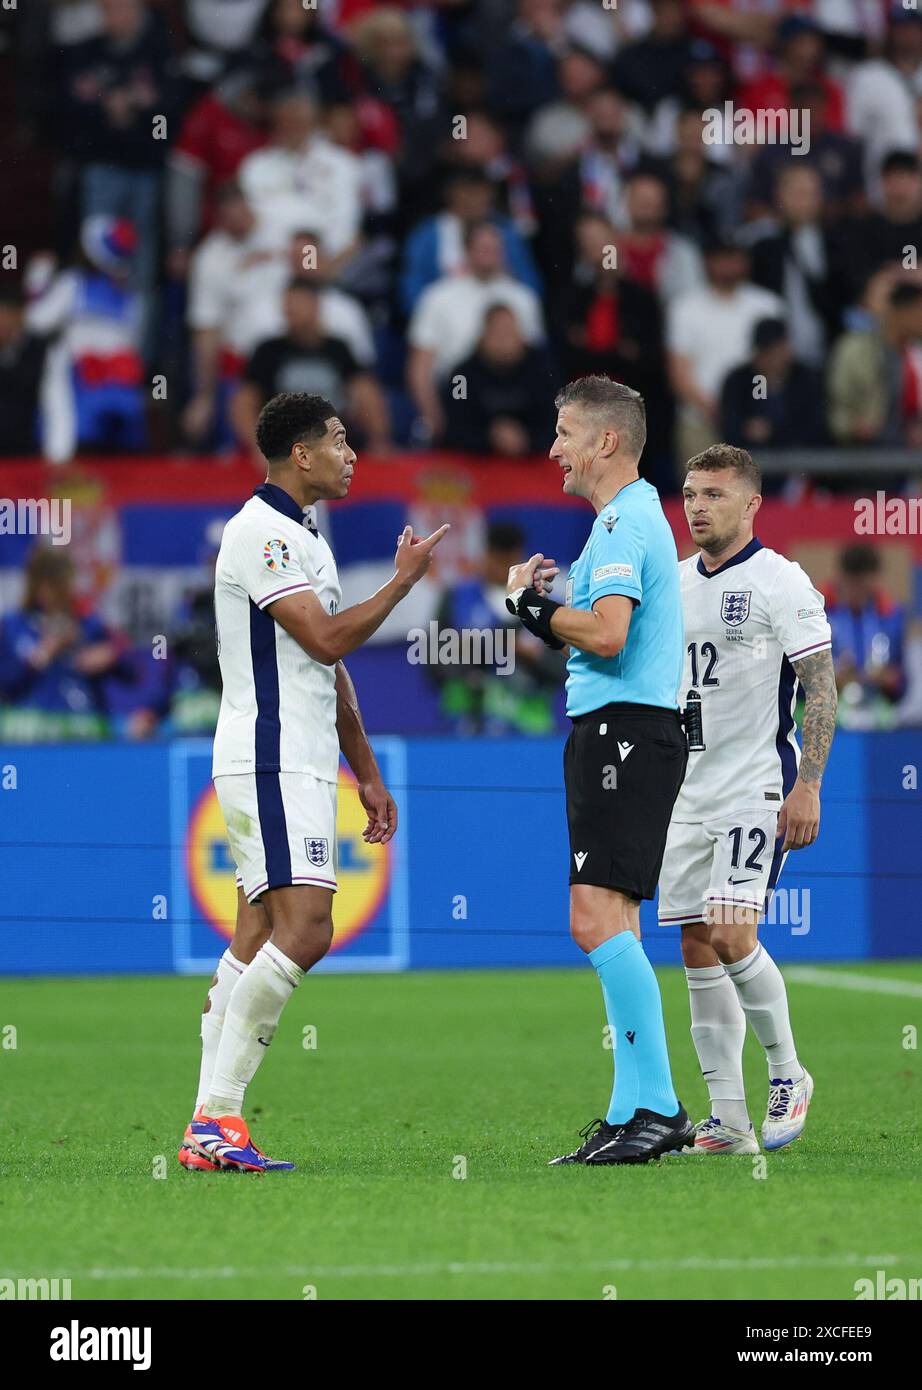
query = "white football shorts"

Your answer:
(657, 809), (785, 926)
(214, 771), (338, 904)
